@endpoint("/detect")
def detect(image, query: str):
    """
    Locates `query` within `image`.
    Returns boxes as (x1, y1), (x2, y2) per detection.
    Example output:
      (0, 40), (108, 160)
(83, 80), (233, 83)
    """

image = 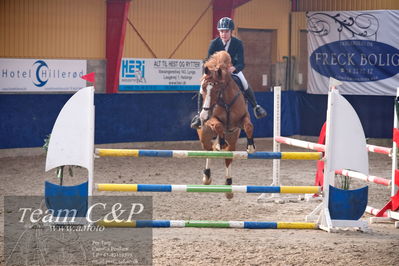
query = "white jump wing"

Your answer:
(45, 86), (95, 173)
(325, 89), (368, 175)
